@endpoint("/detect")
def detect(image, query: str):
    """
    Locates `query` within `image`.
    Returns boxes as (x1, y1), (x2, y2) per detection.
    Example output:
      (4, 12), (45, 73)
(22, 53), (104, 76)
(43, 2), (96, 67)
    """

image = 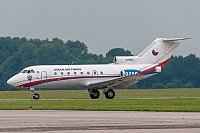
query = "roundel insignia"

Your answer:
(152, 49), (159, 56)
